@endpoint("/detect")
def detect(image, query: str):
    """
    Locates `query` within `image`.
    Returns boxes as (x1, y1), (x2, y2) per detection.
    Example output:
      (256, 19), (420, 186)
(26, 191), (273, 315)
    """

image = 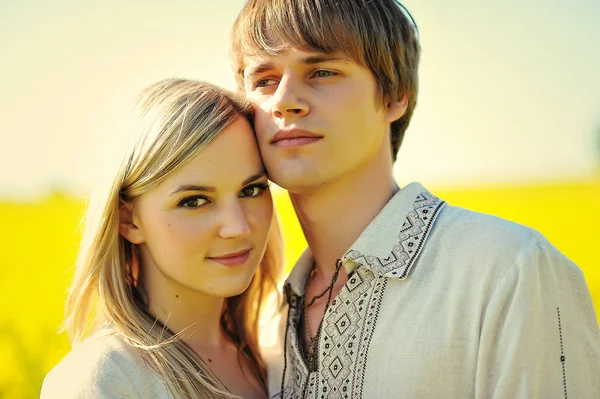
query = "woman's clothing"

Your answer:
(41, 331), (171, 399)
